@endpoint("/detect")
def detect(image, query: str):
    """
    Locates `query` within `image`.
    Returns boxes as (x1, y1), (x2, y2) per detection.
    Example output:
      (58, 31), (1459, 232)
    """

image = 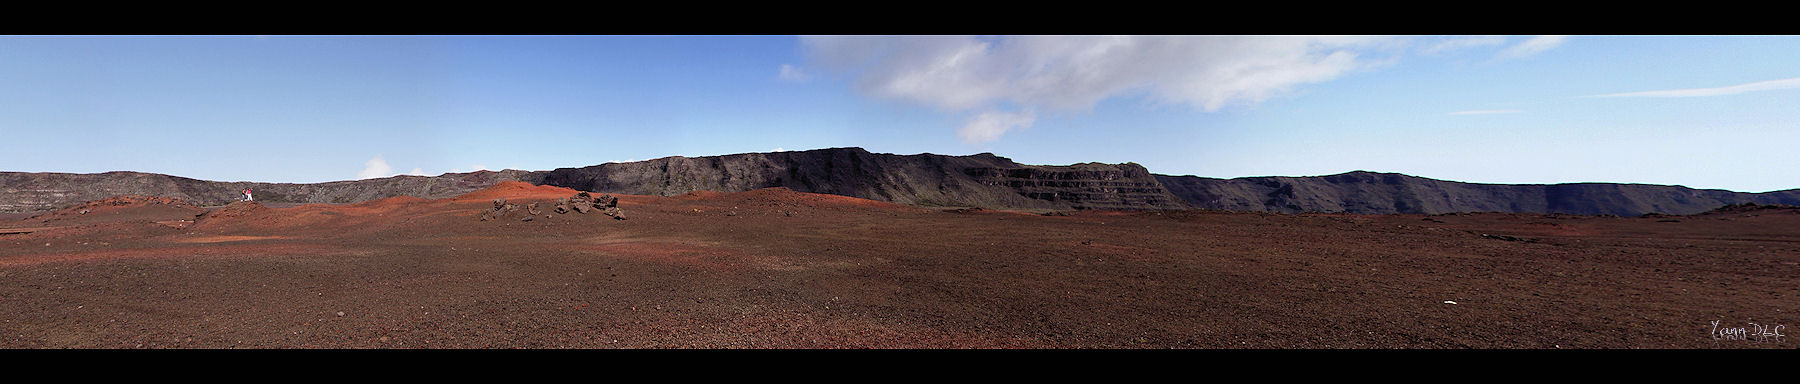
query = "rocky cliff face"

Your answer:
(961, 162), (1186, 210)
(7, 150), (1798, 215)
(0, 169), (536, 211)
(1, 148), (1184, 212)
(527, 148), (1186, 210)
(1156, 171), (1800, 216)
